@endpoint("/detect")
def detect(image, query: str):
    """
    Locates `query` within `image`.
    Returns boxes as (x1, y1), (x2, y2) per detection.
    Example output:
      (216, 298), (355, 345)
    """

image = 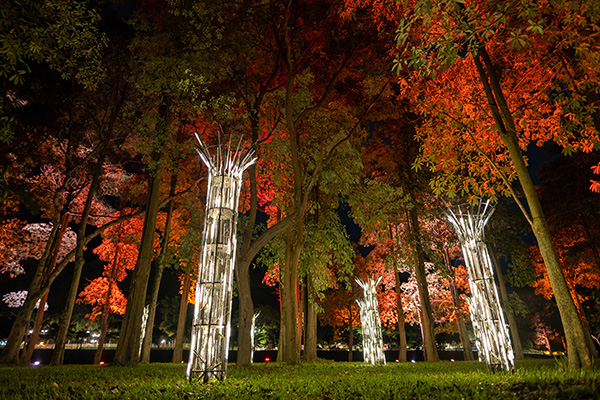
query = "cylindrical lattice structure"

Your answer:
(356, 277), (386, 366)
(447, 201), (514, 373)
(187, 134), (256, 383)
